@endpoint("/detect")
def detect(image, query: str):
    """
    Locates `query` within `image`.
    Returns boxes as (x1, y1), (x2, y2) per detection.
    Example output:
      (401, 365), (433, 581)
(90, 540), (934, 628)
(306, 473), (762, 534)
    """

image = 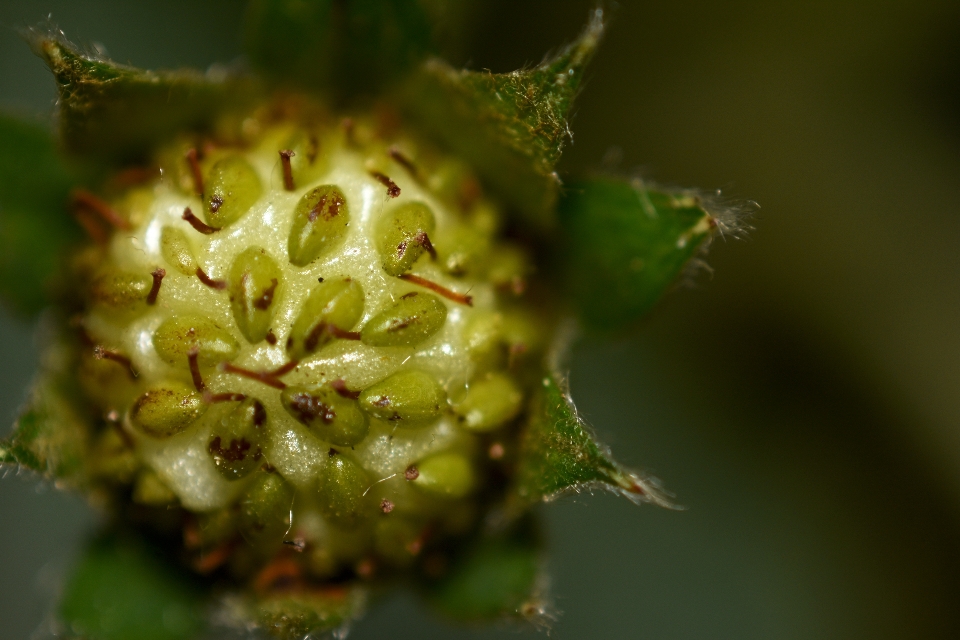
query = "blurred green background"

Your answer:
(3, 0), (960, 638)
